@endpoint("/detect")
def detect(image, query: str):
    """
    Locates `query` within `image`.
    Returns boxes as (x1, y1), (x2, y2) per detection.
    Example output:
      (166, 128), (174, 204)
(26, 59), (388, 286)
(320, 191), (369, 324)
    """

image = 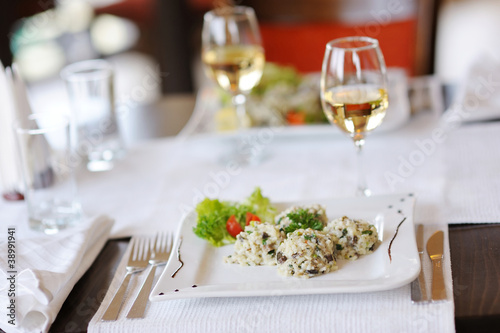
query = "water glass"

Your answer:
(15, 112), (82, 234)
(61, 59), (125, 172)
